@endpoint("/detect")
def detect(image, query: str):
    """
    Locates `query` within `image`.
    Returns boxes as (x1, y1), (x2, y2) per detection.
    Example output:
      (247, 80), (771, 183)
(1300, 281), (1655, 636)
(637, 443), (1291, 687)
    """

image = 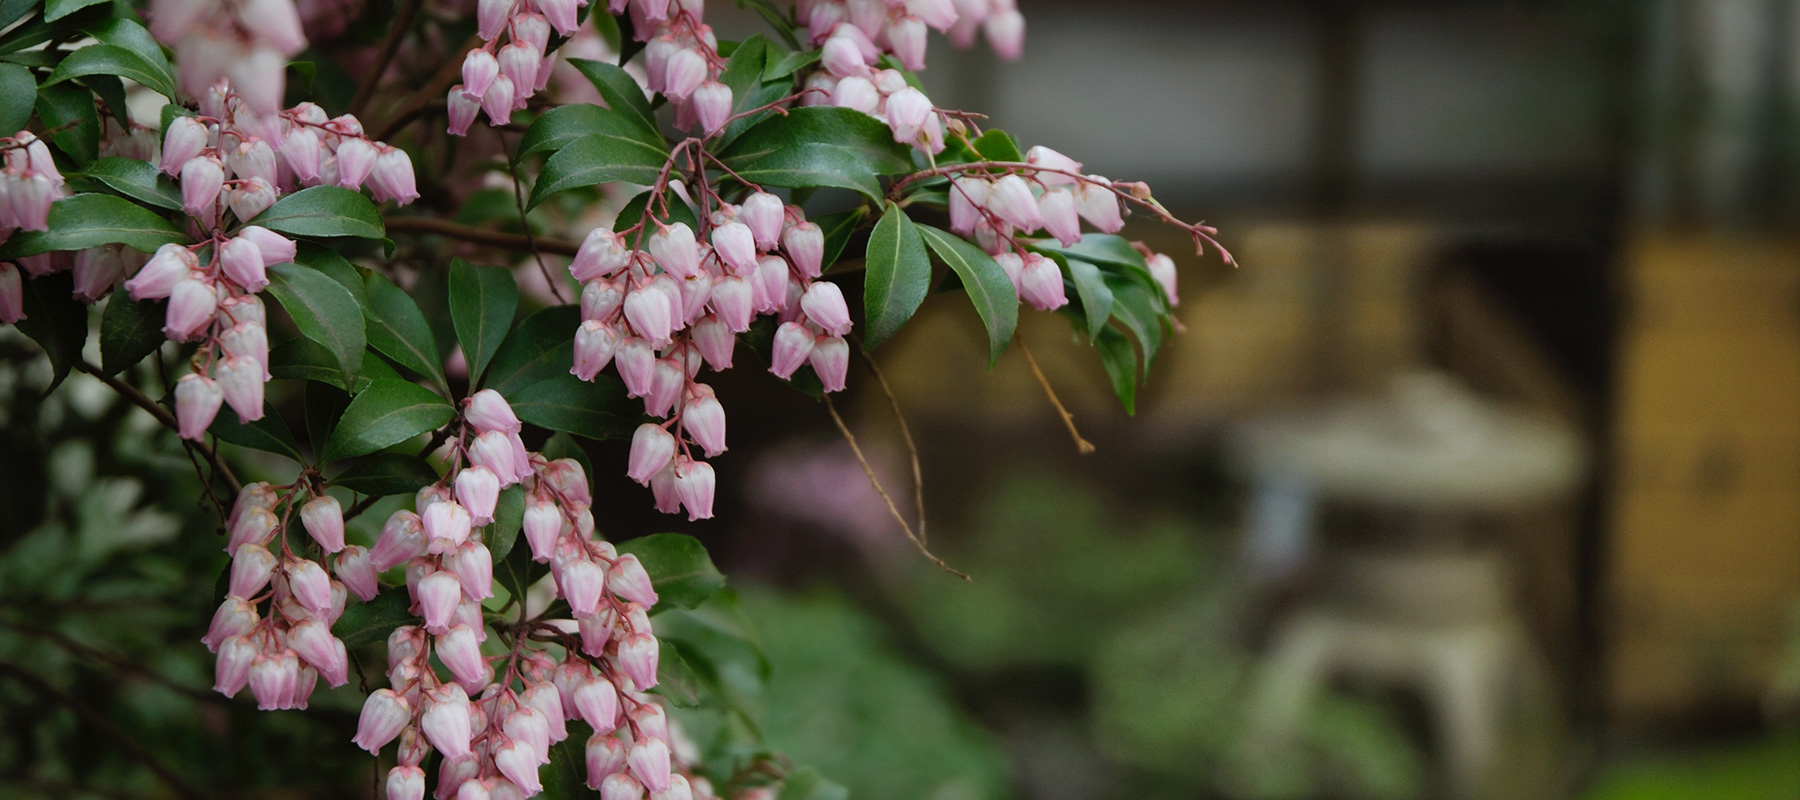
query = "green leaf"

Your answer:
(449, 259), (518, 383)
(527, 132), (669, 209)
(1032, 234), (1160, 304)
(815, 206), (866, 272)
(566, 58), (658, 135)
(85, 18), (176, 97)
(333, 453), (440, 496)
(943, 128), (1024, 165)
(209, 404), (306, 461)
(861, 201), (930, 351)
(0, 62), (34, 133)
(495, 511), (549, 599)
(517, 102), (667, 162)
(717, 107), (913, 202)
(508, 374), (637, 440)
(267, 262), (366, 388)
(617, 533), (726, 612)
(78, 157), (182, 210)
(483, 305), (580, 396)
(0, 0), (35, 32)
(1106, 276), (1164, 373)
(304, 381), (348, 454)
(33, 77), (98, 165)
(98, 295), (165, 376)
(43, 0), (104, 22)
(916, 224), (1018, 365)
(778, 768), (850, 800)
(1061, 256), (1113, 342)
(14, 273), (89, 392)
(0, 194), (186, 258)
(269, 340), (400, 391)
(321, 379), (454, 462)
(486, 485), (526, 562)
(362, 272), (446, 388)
(613, 188), (699, 235)
(46, 44), (176, 100)
(711, 35), (792, 150)
(293, 244), (367, 304)
(249, 186), (387, 241)
(1094, 325), (1137, 415)
(333, 591), (414, 646)
(652, 638), (705, 708)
